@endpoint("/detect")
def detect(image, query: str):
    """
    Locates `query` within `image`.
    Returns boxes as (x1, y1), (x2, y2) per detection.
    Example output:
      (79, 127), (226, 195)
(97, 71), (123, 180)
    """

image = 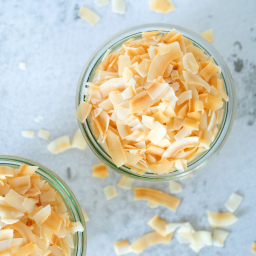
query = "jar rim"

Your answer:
(76, 23), (236, 182)
(0, 154), (87, 256)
